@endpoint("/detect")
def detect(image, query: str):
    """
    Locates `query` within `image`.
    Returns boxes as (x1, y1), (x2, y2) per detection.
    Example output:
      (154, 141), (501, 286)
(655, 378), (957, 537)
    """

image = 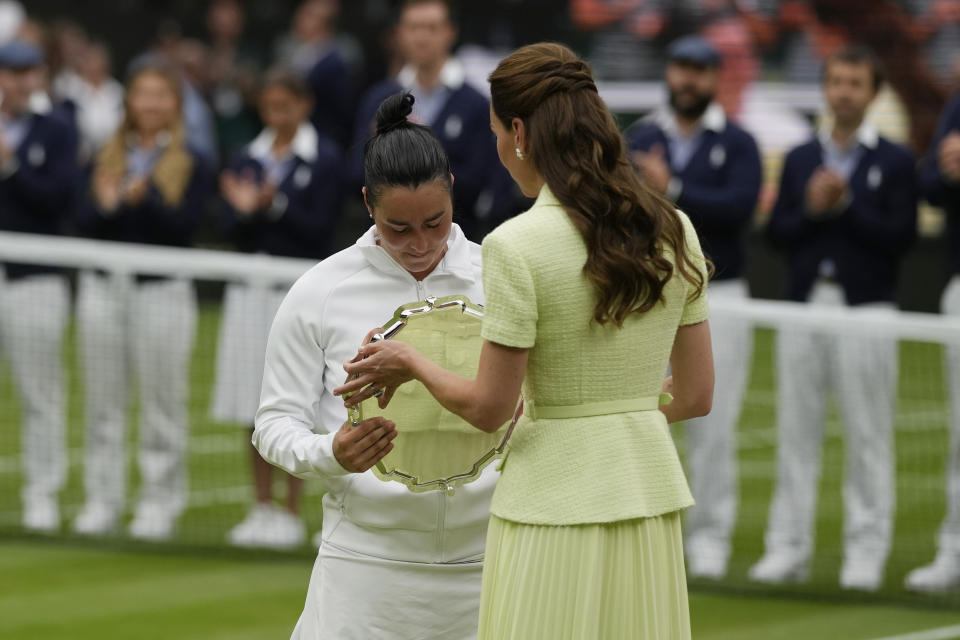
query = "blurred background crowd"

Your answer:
(9, 0), (960, 248)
